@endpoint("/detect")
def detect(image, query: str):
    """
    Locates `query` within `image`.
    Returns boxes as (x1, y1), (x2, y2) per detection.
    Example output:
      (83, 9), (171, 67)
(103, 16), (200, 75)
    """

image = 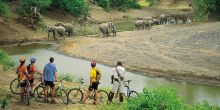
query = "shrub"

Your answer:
(196, 100), (220, 110)
(94, 0), (110, 11)
(192, 0), (220, 20)
(145, 0), (157, 6)
(110, 0), (140, 11)
(0, 0), (10, 18)
(0, 99), (8, 109)
(57, 0), (89, 18)
(0, 49), (14, 70)
(58, 74), (77, 83)
(19, 0), (52, 15)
